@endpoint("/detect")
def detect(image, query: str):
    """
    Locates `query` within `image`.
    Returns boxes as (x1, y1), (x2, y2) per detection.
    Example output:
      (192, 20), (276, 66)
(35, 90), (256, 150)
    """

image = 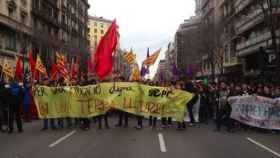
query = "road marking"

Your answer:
(48, 130), (76, 148)
(246, 137), (280, 157)
(158, 133), (167, 152)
